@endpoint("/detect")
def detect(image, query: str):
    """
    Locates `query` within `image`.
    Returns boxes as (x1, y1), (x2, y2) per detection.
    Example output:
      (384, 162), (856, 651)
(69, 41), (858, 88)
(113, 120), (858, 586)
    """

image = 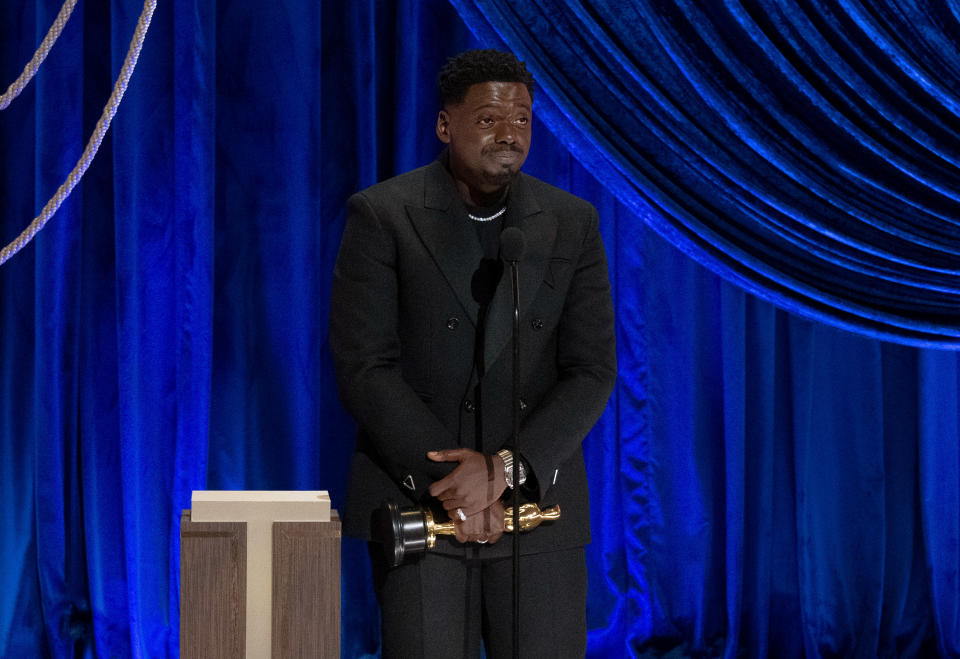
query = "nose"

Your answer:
(494, 121), (515, 144)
